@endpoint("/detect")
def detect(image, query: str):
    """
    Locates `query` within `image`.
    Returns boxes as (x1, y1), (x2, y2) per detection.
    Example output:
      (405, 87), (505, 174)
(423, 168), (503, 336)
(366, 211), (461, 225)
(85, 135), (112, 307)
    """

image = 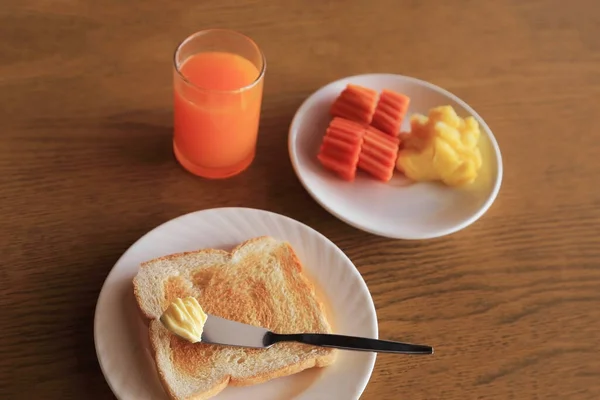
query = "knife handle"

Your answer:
(265, 332), (433, 355)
